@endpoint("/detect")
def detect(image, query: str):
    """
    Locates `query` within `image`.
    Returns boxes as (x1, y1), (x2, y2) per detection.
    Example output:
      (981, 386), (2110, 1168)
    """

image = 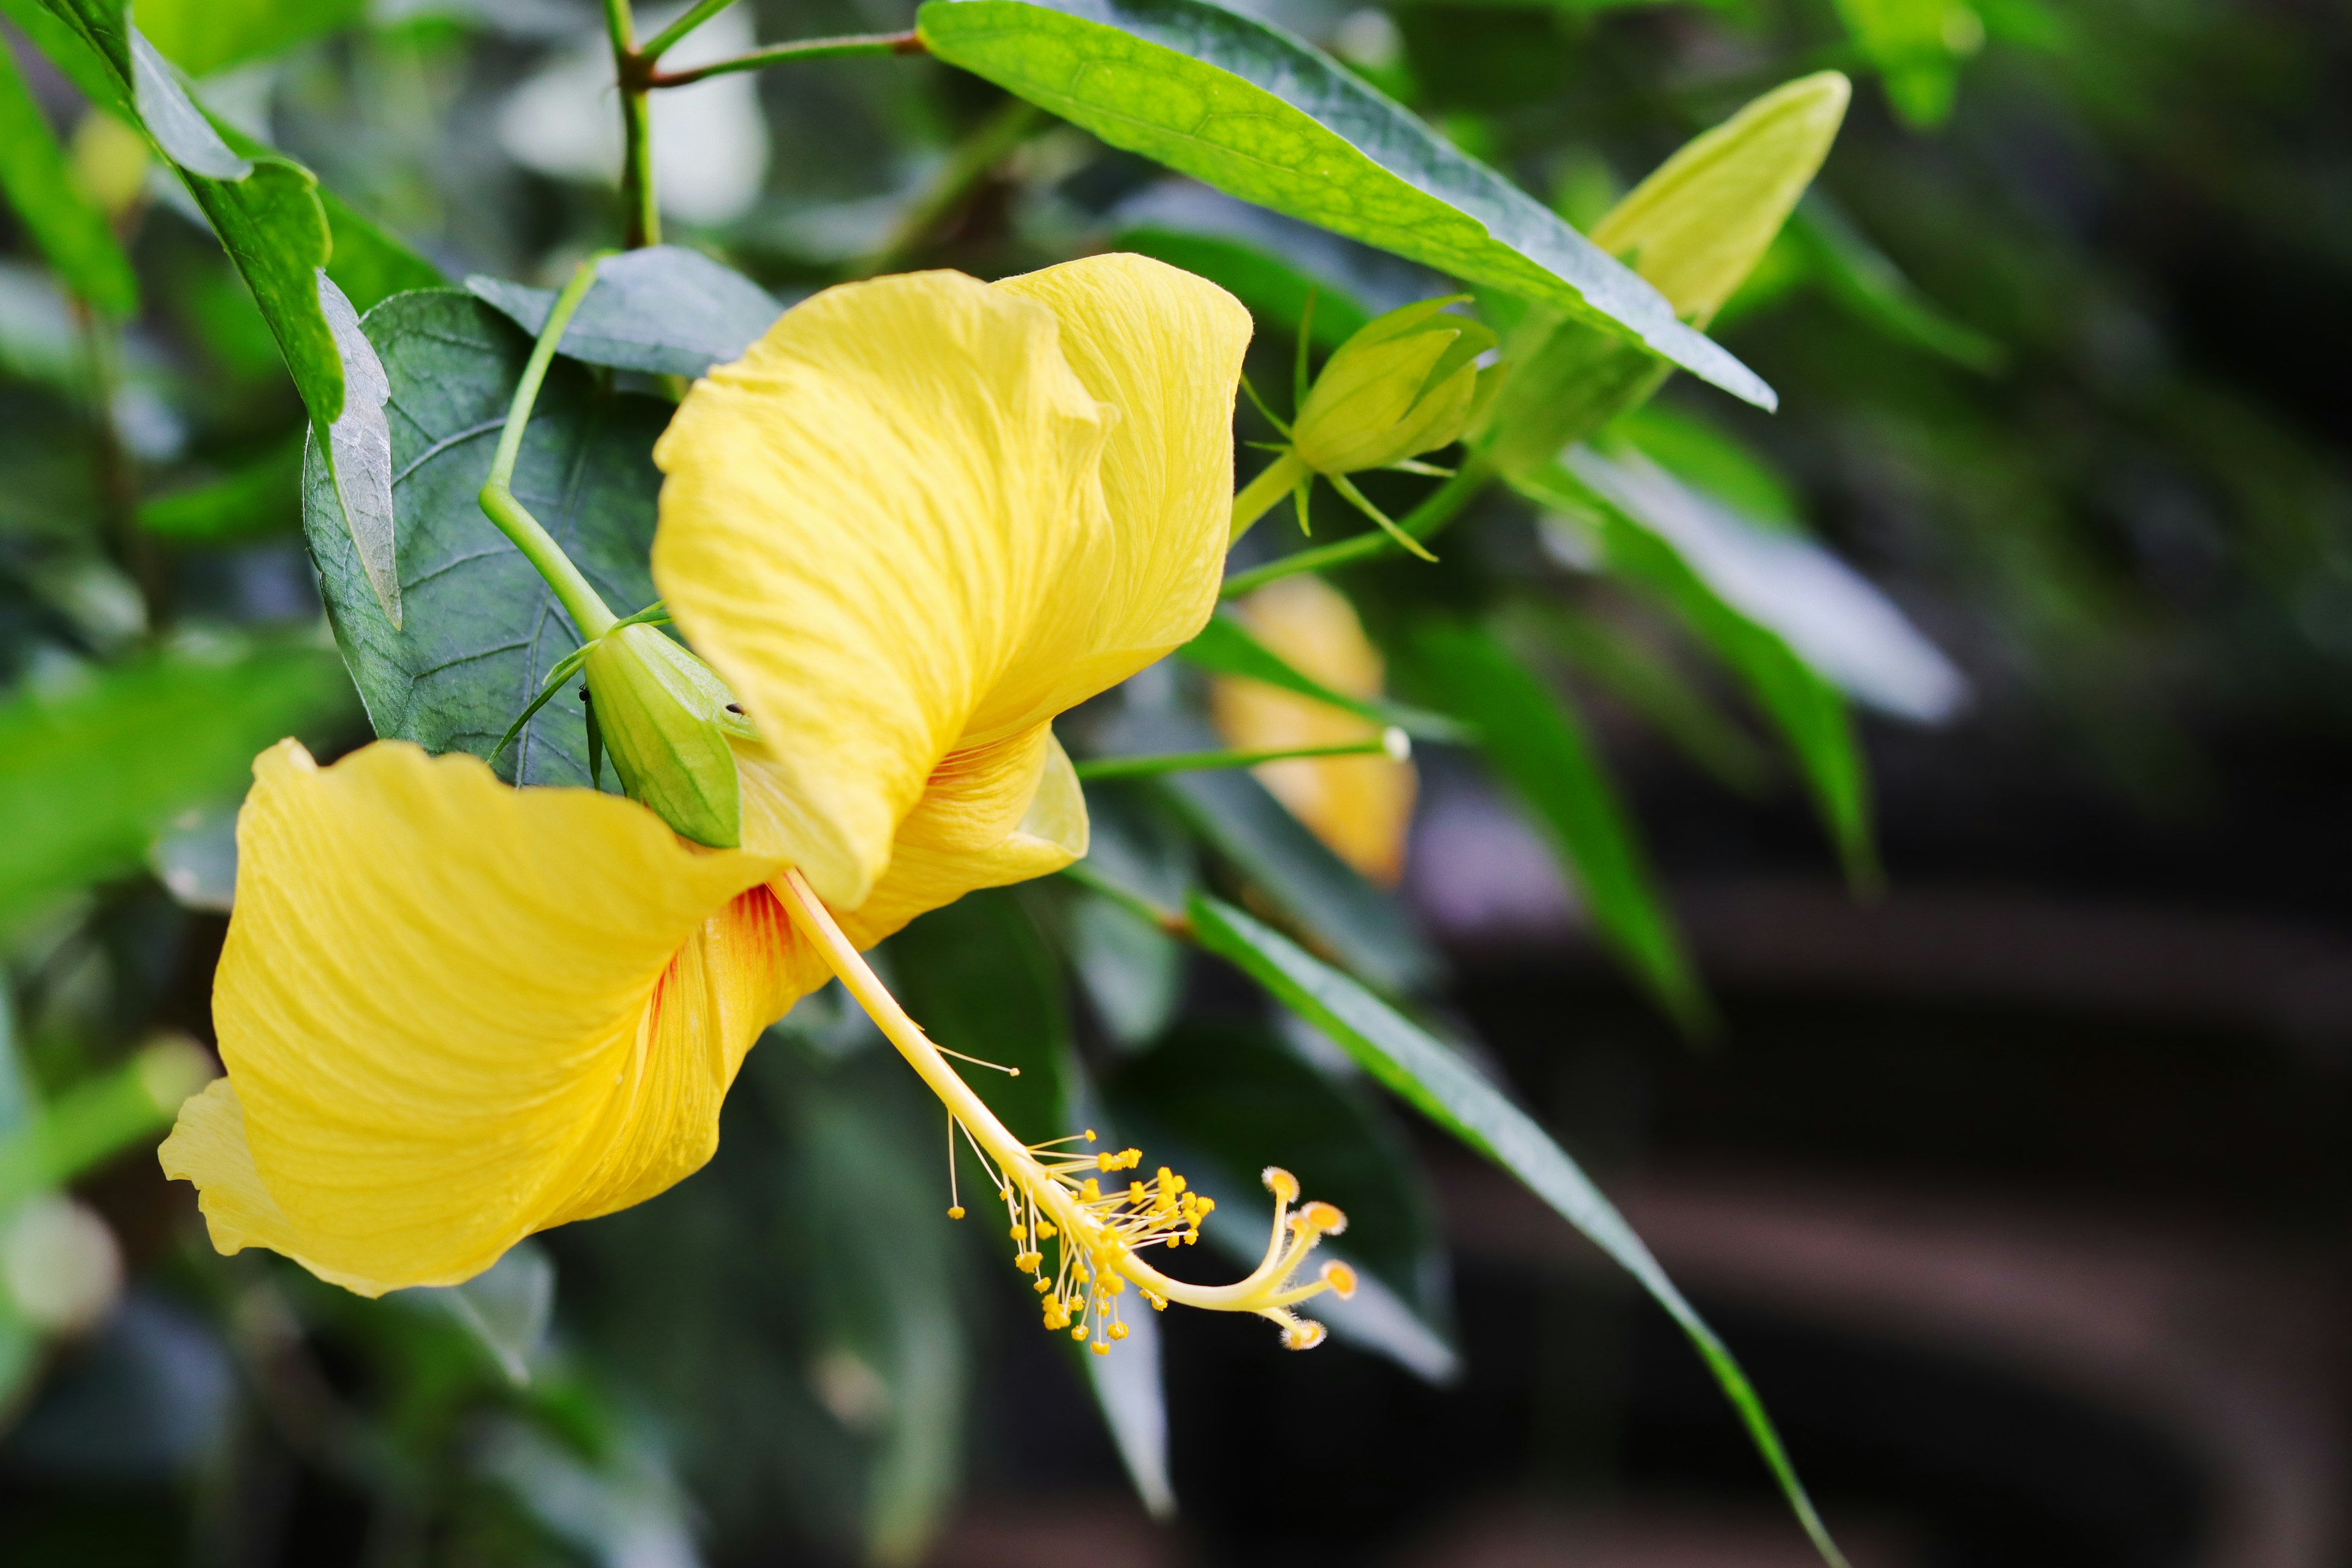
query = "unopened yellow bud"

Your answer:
(581, 624), (743, 848)
(1292, 297), (1496, 475)
(1589, 71), (1851, 328)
